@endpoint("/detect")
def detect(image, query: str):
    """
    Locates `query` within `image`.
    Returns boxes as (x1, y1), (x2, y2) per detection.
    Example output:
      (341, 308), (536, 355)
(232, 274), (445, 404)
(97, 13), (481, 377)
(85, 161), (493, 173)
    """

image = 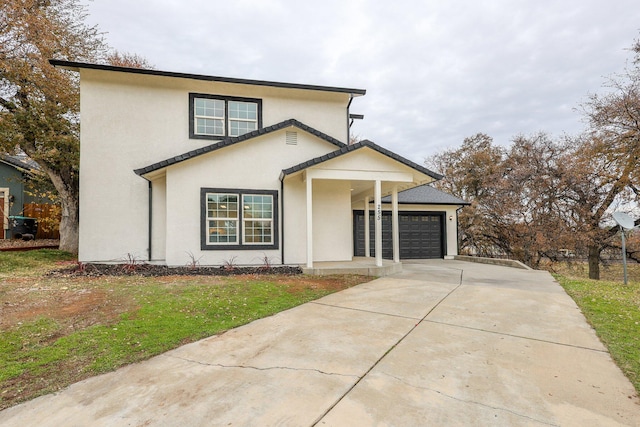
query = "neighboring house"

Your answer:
(0, 154), (60, 240)
(0, 154), (35, 239)
(51, 60), (468, 268)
